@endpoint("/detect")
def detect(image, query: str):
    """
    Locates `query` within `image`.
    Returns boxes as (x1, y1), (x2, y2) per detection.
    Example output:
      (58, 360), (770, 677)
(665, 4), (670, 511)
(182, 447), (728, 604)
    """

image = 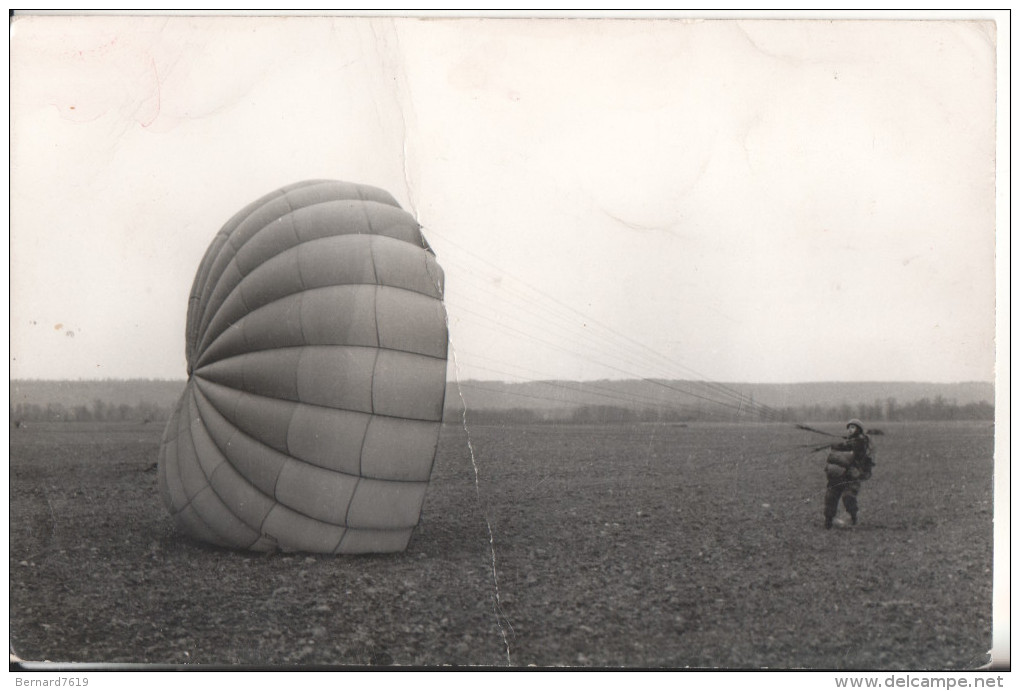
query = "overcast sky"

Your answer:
(9, 14), (1003, 384)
